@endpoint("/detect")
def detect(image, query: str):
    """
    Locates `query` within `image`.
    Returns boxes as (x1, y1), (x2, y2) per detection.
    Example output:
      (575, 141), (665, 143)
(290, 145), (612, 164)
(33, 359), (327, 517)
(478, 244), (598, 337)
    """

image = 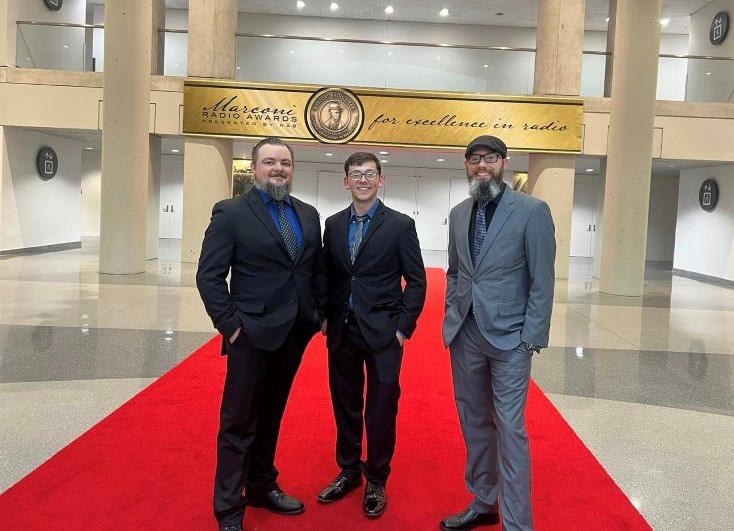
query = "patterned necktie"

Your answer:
(276, 200), (299, 261)
(350, 215), (368, 264)
(472, 200), (488, 266)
